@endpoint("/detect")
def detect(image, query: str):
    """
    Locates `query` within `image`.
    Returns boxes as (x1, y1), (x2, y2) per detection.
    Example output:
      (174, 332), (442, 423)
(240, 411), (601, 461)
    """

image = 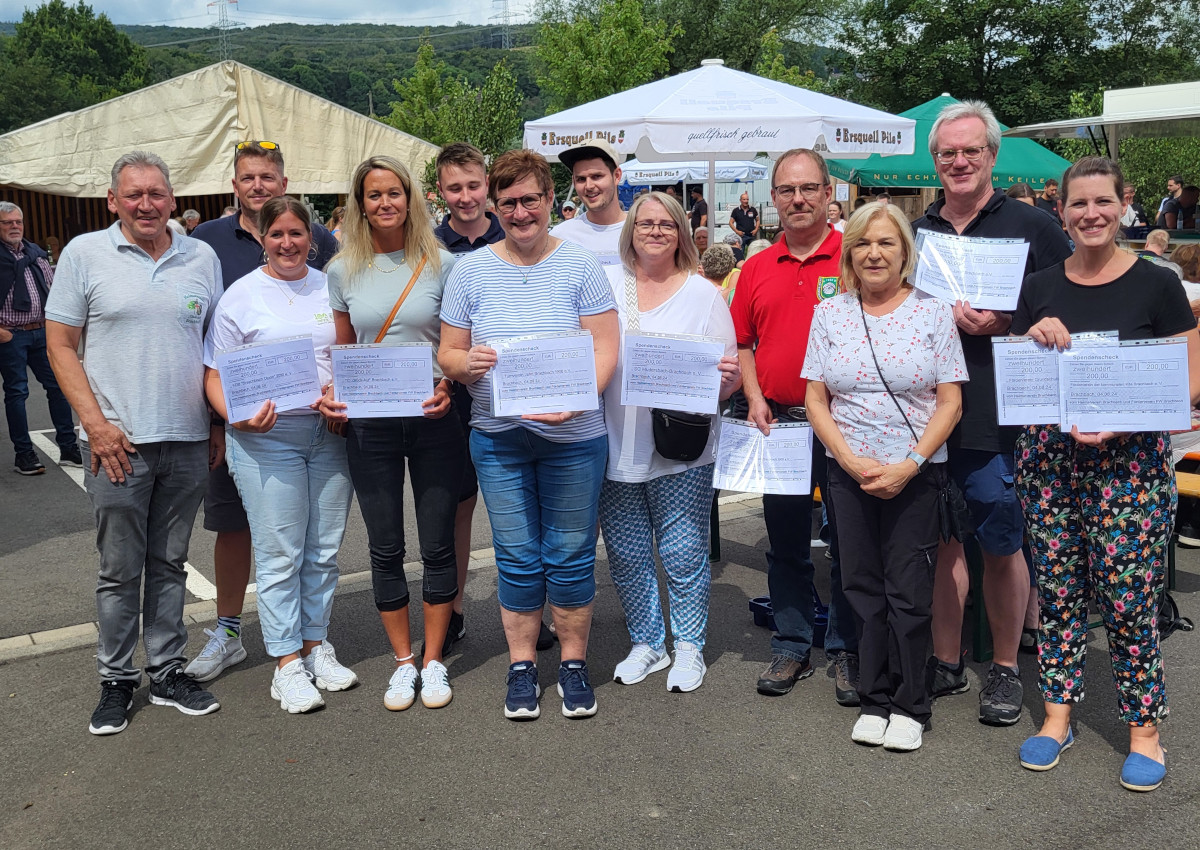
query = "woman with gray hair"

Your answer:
(802, 201), (967, 751)
(599, 190), (742, 693)
(700, 243), (739, 304)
